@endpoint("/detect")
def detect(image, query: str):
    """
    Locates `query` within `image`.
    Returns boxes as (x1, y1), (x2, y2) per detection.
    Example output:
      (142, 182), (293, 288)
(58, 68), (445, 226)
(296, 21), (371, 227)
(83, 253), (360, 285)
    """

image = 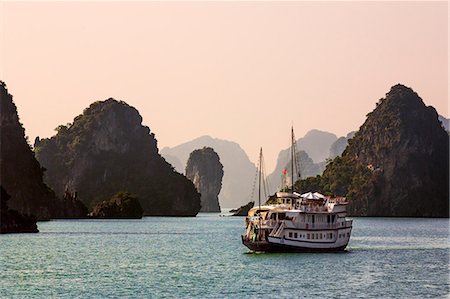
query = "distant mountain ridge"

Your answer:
(161, 136), (257, 208)
(328, 131), (356, 159)
(266, 129), (336, 193)
(297, 129), (338, 163)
